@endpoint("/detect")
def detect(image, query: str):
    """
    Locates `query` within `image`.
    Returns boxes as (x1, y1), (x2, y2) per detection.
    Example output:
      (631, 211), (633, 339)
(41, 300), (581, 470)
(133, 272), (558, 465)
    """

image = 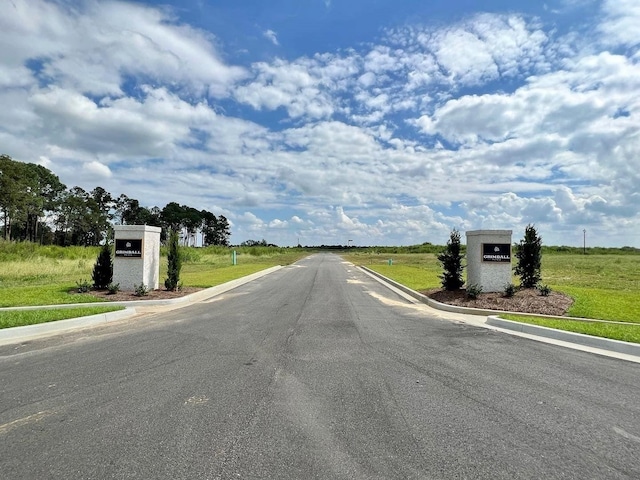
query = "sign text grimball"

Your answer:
(115, 239), (143, 258)
(482, 243), (511, 263)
